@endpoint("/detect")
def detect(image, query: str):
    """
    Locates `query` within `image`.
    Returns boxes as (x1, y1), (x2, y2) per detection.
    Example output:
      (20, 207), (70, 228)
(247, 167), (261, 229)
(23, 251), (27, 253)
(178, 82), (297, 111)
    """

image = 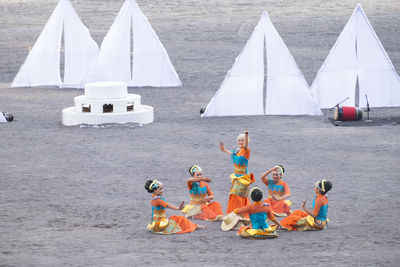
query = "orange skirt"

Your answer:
(226, 194), (250, 219)
(195, 202), (223, 221)
(264, 198), (291, 216)
(169, 215), (198, 234)
(280, 210), (308, 230)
